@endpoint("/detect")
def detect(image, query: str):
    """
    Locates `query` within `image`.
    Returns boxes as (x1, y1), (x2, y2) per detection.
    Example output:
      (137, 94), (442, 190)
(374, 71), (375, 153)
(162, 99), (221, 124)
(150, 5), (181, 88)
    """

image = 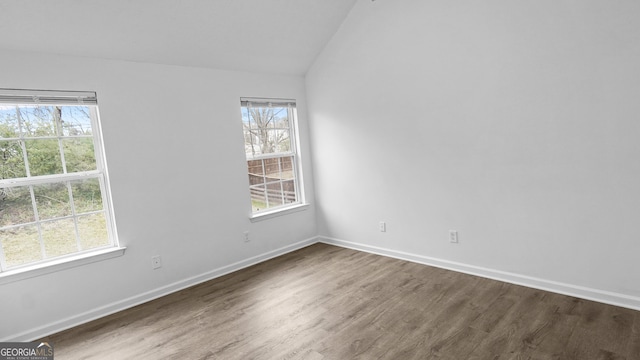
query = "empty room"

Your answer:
(1, 0), (639, 359)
